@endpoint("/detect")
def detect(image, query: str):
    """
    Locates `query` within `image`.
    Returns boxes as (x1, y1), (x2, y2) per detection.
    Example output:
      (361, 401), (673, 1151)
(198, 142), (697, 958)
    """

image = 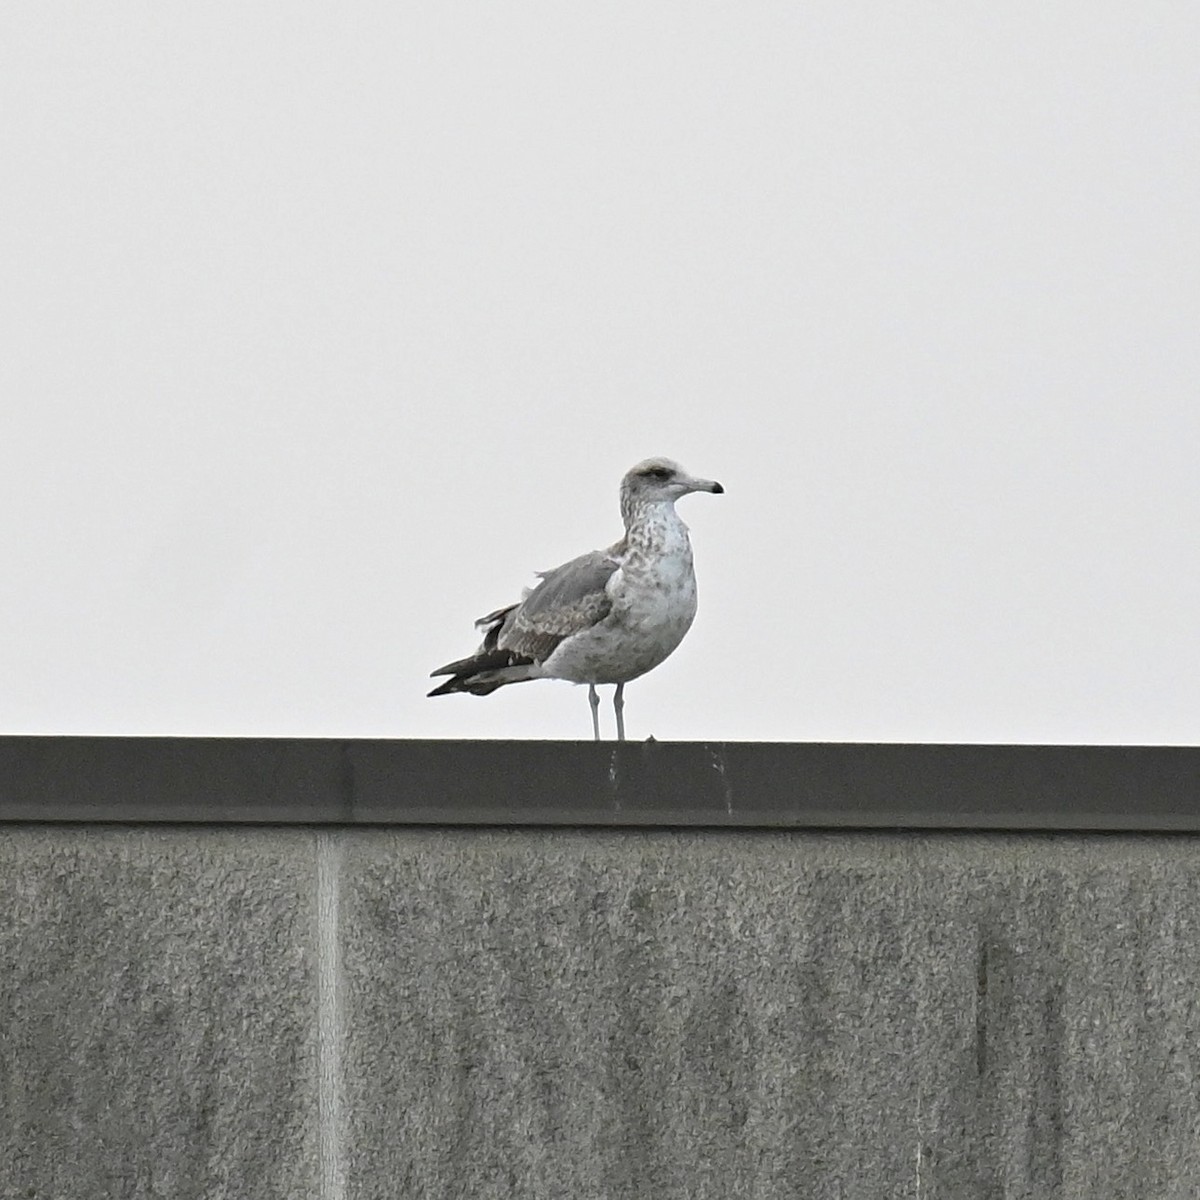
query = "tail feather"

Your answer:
(429, 602), (536, 697)
(427, 647), (539, 697)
